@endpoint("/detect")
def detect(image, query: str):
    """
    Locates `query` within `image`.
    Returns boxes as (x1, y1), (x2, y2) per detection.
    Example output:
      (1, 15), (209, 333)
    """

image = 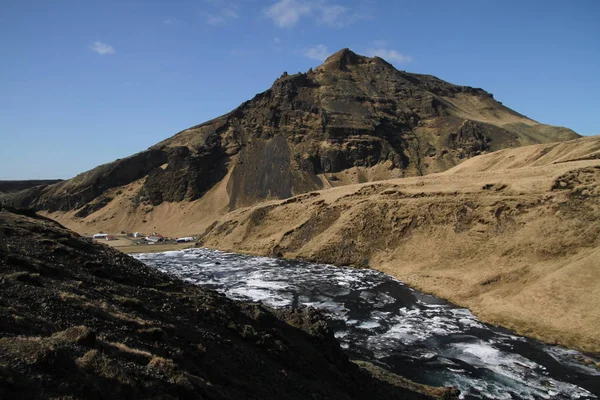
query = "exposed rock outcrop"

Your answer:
(0, 180), (62, 194)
